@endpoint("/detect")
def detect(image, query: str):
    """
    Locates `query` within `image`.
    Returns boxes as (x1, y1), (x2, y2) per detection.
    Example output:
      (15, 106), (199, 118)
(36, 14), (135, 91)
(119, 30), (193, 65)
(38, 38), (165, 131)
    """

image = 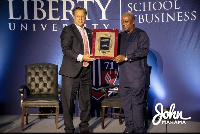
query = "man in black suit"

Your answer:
(114, 12), (150, 133)
(59, 6), (95, 133)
